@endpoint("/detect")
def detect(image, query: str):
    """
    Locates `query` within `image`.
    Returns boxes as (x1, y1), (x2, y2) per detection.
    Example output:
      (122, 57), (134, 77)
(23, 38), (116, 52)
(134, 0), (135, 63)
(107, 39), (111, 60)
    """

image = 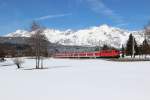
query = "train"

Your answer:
(54, 50), (121, 58)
